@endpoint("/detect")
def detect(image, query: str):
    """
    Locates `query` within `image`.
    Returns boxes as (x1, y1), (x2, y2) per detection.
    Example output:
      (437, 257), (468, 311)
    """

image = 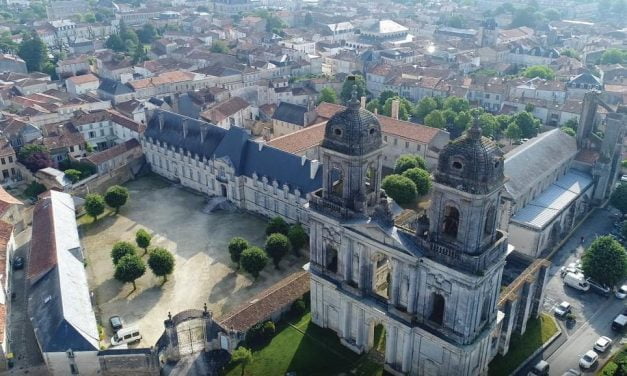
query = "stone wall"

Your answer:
(97, 348), (160, 376)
